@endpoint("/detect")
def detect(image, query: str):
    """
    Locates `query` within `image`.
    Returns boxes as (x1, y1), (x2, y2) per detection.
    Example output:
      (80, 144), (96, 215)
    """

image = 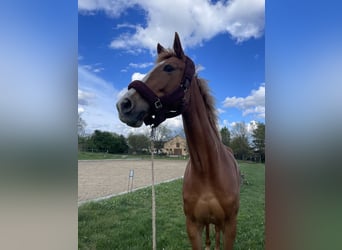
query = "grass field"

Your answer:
(78, 162), (264, 249)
